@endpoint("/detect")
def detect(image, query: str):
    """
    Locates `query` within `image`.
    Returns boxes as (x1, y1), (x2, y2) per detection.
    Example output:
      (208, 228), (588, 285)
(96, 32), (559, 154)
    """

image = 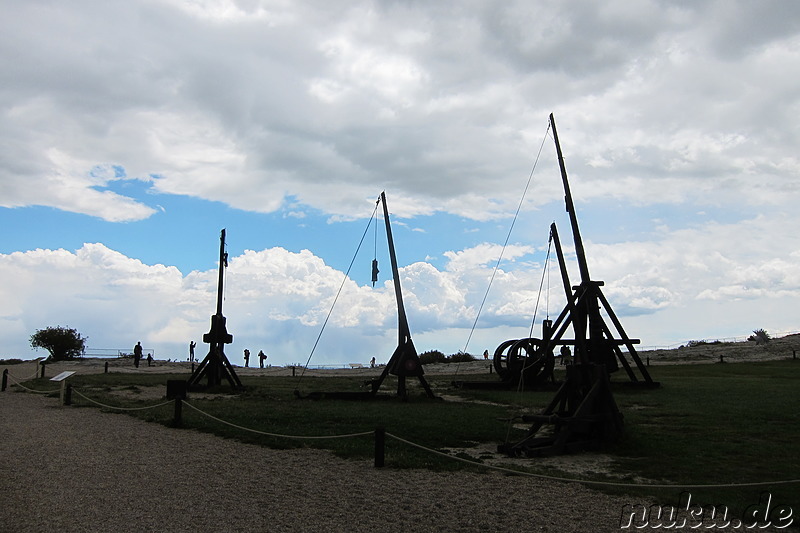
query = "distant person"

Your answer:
(258, 350), (266, 368)
(560, 345), (571, 365)
(370, 356), (376, 368)
(243, 349), (250, 367)
(483, 350), (489, 360)
(189, 341), (196, 362)
(133, 342), (143, 368)
(146, 353), (153, 367)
